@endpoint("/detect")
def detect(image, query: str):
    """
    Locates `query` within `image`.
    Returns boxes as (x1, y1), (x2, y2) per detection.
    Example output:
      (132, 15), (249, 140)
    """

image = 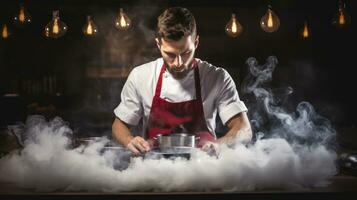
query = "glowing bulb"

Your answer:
(1, 24), (10, 39)
(44, 10), (68, 38)
(260, 6), (280, 33)
(302, 23), (309, 38)
(225, 13), (243, 38)
(115, 8), (131, 30)
(267, 12), (273, 27)
(339, 11), (345, 25)
(87, 23), (93, 35)
(13, 5), (32, 28)
(232, 22), (237, 33)
(53, 19), (59, 34)
(300, 21), (310, 39)
(332, 1), (351, 28)
(19, 8), (25, 22)
(83, 15), (98, 36)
